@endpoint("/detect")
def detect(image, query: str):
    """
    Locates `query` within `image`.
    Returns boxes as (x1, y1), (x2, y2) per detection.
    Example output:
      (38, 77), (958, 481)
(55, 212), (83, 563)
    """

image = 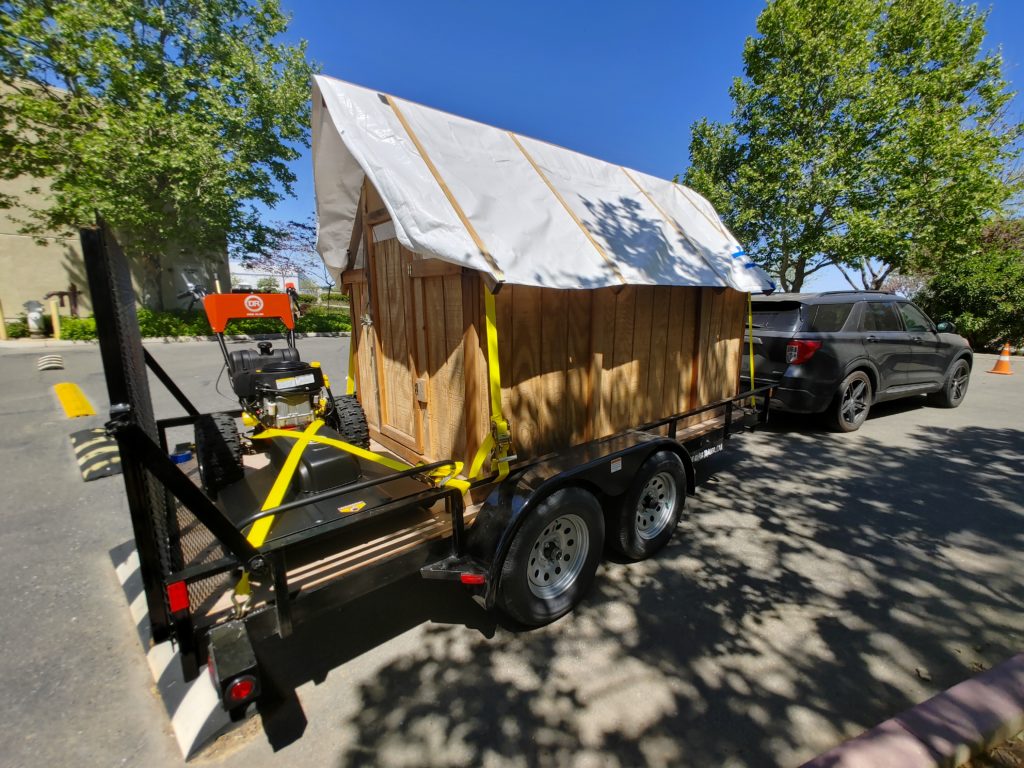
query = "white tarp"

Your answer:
(312, 75), (775, 293)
